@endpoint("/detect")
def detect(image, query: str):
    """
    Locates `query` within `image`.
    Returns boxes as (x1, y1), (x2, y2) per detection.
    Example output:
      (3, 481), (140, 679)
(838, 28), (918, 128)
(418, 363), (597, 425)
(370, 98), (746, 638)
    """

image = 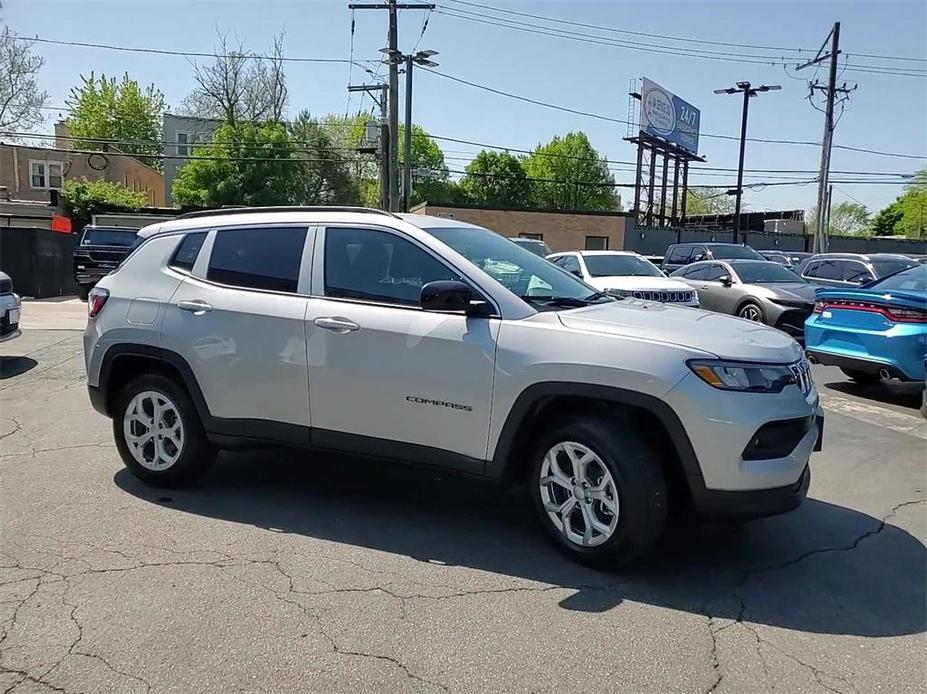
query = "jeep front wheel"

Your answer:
(530, 414), (667, 565)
